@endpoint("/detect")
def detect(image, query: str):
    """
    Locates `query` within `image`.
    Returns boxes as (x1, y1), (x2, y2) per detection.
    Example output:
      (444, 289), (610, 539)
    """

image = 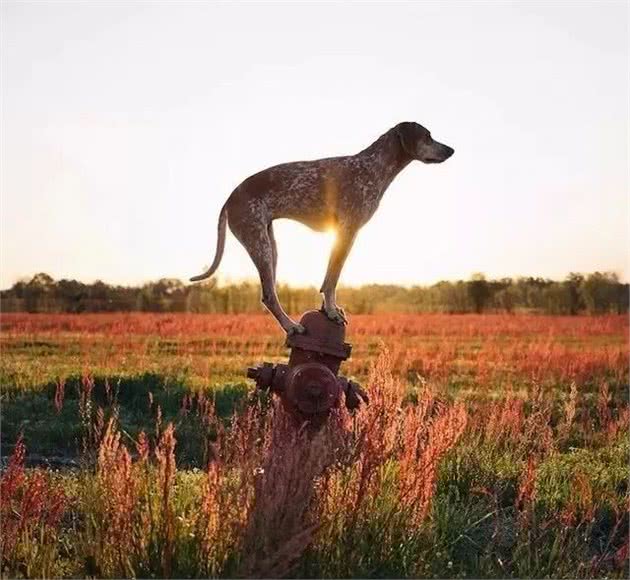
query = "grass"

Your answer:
(0, 312), (628, 578)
